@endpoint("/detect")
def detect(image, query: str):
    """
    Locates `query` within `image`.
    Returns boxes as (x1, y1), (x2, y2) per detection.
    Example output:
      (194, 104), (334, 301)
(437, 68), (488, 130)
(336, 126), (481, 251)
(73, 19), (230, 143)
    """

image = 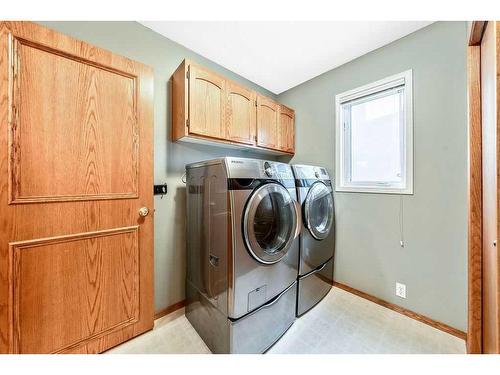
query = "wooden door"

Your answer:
(256, 95), (279, 149)
(480, 21), (500, 354)
(279, 105), (295, 153)
(188, 64), (226, 139)
(226, 82), (256, 145)
(0, 22), (154, 354)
